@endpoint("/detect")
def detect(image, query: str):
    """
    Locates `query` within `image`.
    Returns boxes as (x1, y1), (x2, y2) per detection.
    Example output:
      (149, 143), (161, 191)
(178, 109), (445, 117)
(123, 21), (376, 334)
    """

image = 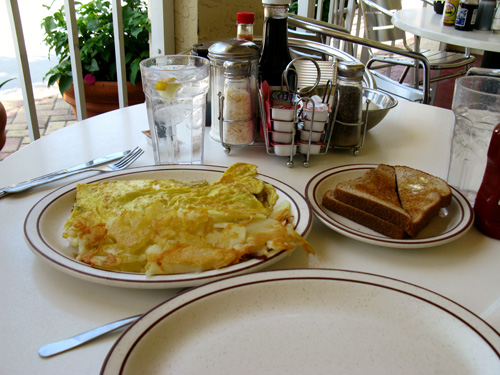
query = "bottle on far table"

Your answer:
(474, 0), (496, 30)
(236, 12), (254, 42)
(454, 0), (479, 31)
(442, 0), (461, 25)
(491, 1), (500, 32)
(259, 0), (296, 91)
(473, 123), (500, 240)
